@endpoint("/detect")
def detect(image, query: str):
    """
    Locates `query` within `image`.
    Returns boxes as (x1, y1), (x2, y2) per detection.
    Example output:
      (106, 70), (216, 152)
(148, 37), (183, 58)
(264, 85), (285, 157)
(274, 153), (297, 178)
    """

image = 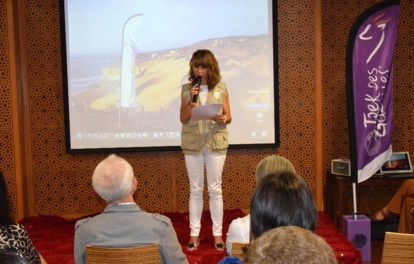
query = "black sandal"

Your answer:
(215, 243), (225, 251)
(187, 237), (200, 251)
